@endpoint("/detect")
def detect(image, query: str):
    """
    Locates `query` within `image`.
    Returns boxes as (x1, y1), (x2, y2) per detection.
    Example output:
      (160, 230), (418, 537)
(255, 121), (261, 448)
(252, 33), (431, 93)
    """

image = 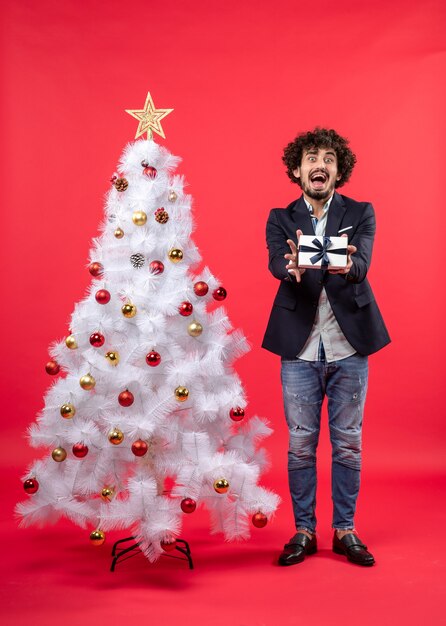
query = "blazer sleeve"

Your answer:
(266, 209), (296, 282)
(345, 202), (376, 284)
